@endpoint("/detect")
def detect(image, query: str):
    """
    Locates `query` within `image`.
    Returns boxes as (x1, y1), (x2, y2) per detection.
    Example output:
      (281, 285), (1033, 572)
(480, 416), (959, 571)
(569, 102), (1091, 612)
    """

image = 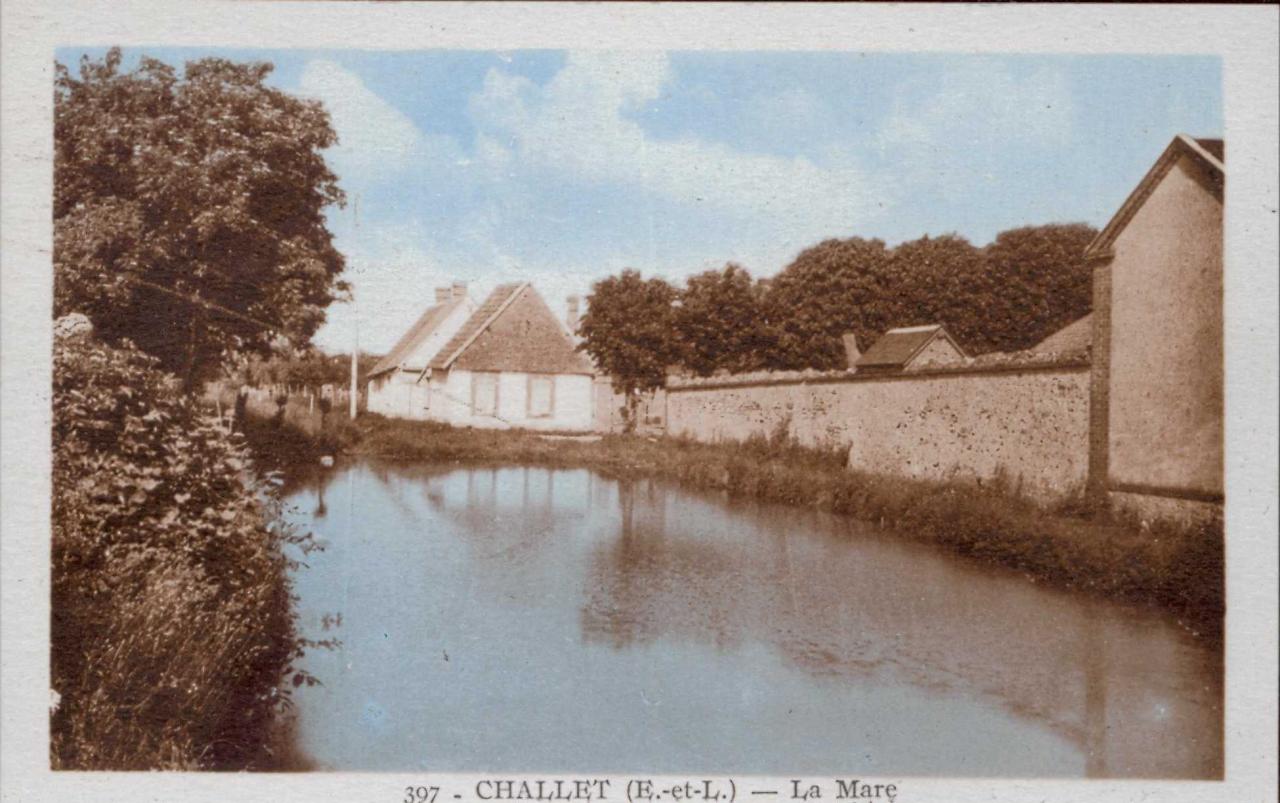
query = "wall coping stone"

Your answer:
(667, 355), (1090, 393)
